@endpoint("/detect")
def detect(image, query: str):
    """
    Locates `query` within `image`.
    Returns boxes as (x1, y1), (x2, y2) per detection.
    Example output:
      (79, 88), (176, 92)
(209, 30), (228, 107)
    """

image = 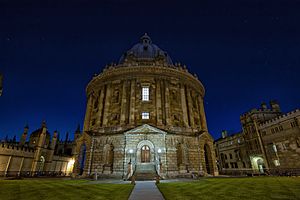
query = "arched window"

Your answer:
(141, 145), (150, 163)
